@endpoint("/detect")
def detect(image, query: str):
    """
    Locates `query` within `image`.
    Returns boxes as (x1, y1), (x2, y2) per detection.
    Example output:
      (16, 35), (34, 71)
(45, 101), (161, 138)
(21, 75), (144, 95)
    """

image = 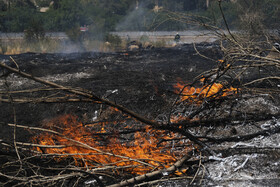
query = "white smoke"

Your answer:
(115, 2), (154, 31)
